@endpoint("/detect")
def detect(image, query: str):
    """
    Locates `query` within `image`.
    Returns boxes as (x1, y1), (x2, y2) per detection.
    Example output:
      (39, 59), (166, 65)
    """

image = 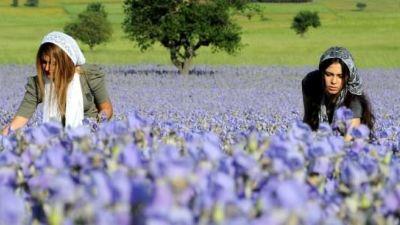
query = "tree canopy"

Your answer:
(291, 11), (321, 37)
(122, 0), (247, 74)
(64, 2), (112, 50)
